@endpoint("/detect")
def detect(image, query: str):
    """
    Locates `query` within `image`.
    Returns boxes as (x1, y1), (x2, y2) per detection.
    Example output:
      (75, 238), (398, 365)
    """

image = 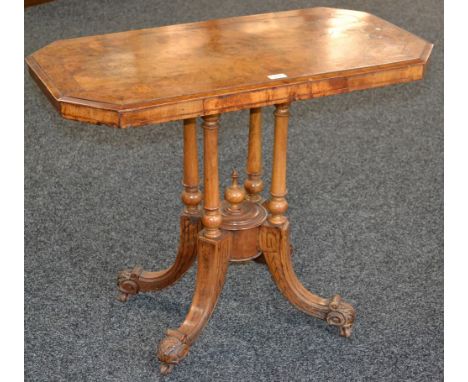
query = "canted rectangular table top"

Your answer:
(26, 7), (432, 128)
